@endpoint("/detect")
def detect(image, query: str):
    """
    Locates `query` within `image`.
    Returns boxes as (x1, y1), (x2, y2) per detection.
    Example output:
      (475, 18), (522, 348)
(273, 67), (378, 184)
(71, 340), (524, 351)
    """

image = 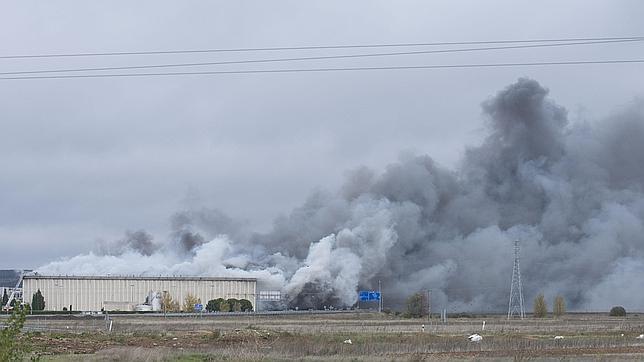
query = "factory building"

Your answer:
(22, 275), (256, 312)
